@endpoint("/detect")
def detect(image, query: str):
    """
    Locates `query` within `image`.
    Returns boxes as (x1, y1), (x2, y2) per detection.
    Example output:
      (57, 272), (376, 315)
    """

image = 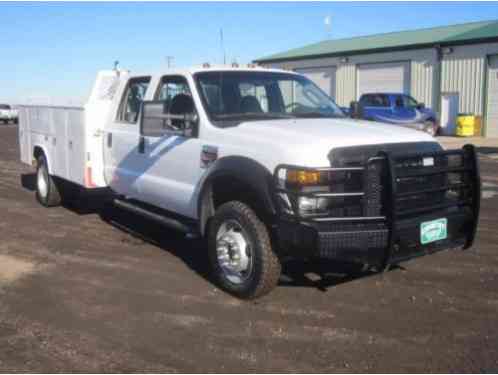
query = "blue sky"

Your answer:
(1, 1), (498, 105)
